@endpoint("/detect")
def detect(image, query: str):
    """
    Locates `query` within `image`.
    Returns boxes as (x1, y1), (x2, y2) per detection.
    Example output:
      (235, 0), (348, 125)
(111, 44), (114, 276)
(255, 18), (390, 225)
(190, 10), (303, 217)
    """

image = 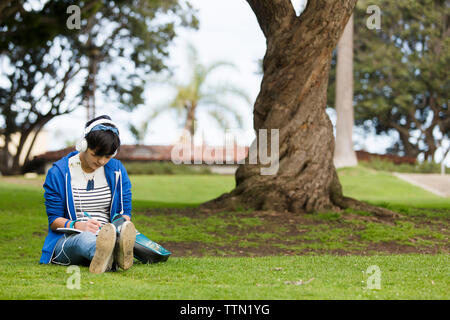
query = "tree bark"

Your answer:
(200, 0), (397, 218)
(333, 14), (358, 168)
